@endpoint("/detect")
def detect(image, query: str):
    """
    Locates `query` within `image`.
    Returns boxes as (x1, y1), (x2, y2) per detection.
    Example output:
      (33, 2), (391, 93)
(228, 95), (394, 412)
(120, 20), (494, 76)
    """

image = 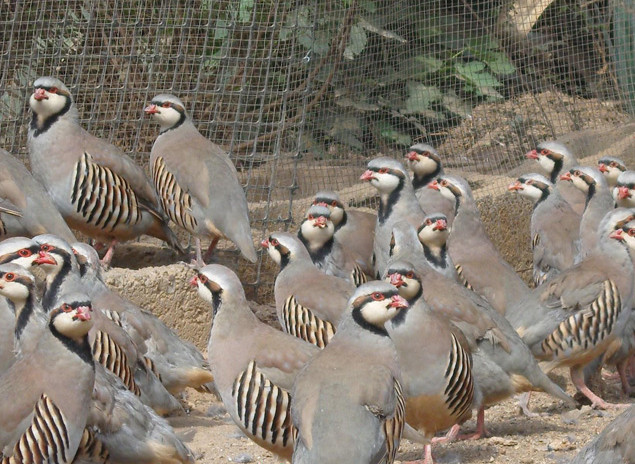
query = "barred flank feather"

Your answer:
(1, 394), (70, 464)
(444, 333), (474, 420)
(282, 296), (335, 348)
(454, 264), (473, 291)
(231, 361), (295, 450)
(382, 378), (405, 464)
(541, 280), (621, 358)
(152, 156), (198, 233)
(73, 428), (110, 463)
(71, 152), (141, 232)
(91, 330), (140, 396)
